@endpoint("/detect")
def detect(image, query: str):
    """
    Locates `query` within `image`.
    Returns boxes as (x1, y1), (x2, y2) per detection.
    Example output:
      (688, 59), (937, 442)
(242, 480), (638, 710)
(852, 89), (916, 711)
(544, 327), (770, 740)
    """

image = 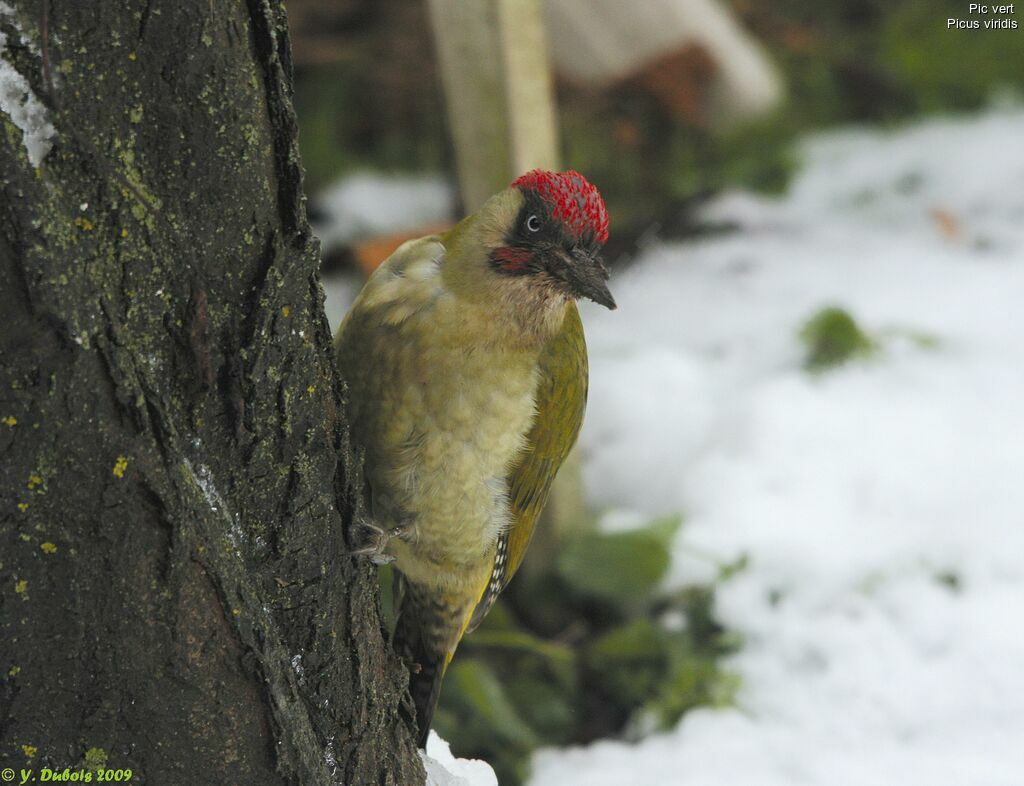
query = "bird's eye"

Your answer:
(526, 215), (542, 233)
